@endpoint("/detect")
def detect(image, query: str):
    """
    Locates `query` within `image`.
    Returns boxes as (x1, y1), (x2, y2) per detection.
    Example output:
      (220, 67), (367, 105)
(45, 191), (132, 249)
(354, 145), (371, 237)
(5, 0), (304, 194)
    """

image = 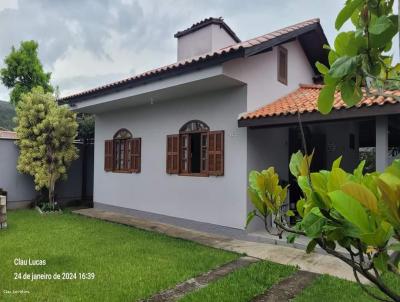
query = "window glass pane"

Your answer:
(180, 120), (209, 133)
(114, 129), (132, 139)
